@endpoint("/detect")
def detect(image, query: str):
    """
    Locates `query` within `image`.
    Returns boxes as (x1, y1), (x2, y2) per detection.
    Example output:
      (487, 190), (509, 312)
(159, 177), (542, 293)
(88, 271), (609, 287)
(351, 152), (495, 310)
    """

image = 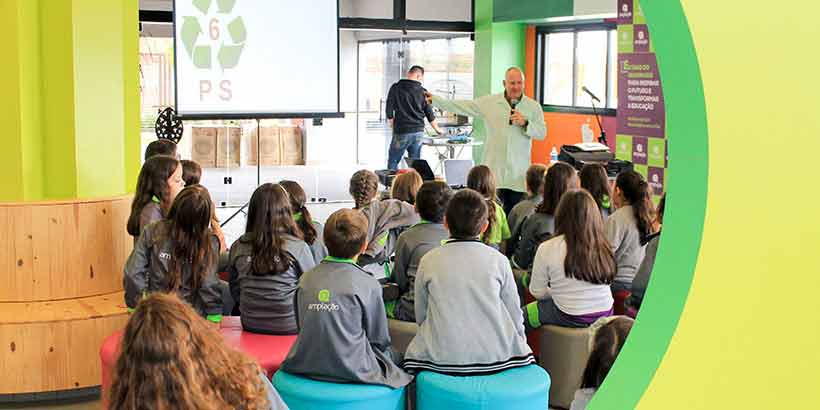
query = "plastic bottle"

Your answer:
(550, 146), (558, 164)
